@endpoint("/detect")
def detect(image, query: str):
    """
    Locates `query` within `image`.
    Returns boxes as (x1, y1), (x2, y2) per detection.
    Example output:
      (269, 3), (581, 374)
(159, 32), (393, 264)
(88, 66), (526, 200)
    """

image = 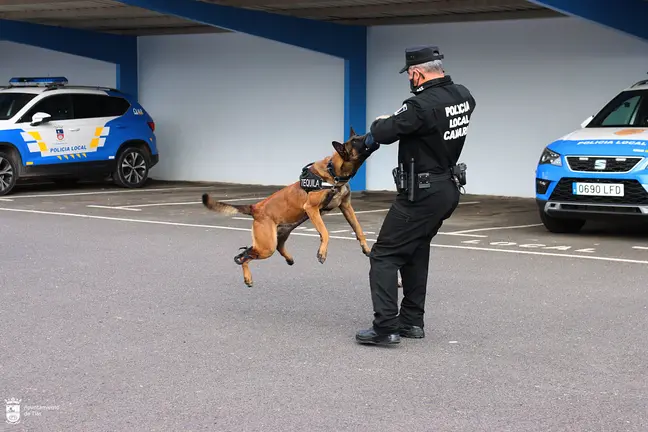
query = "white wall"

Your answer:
(4, 17), (648, 197)
(137, 32), (344, 185)
(0, 41), (116, 88)
(366, 17), (648, 197)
